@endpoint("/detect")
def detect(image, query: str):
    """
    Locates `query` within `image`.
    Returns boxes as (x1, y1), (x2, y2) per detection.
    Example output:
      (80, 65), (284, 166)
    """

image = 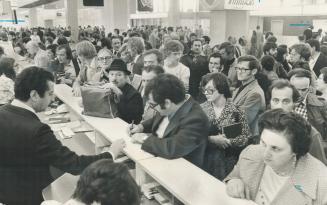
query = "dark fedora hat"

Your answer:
(107, 58), (131, 75)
